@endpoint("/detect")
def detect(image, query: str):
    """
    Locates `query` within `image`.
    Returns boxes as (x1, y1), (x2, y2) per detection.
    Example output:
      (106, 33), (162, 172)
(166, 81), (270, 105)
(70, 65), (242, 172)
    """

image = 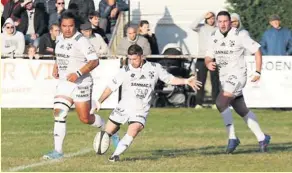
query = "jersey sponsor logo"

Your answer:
(60, 44), (64, 49)
(56, 53), (70, 58)
(57, 59), (69, 65)
(131, 73), (135, 78)
(215, 50), (229, 54)
(220, 42), (226, 47)
(112, 78), (117, 84)
(214, 39), (218, 43)
(131, 82), (152, 88)
(112, 107), (125, 116)
(134, 88), (149, 99)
